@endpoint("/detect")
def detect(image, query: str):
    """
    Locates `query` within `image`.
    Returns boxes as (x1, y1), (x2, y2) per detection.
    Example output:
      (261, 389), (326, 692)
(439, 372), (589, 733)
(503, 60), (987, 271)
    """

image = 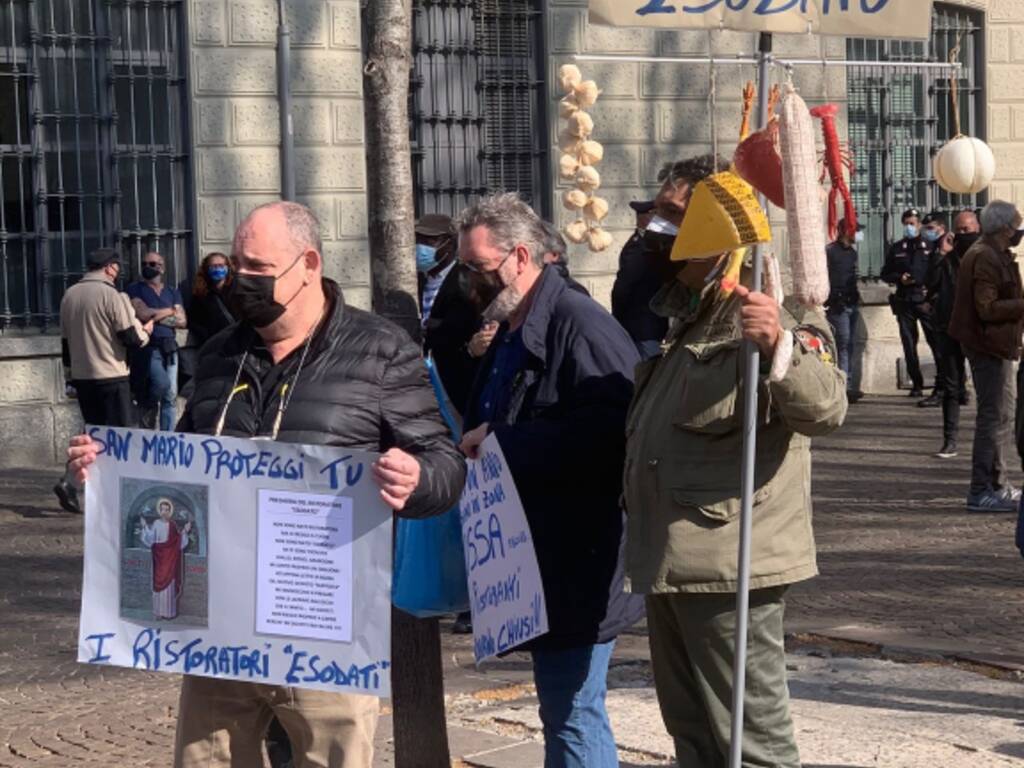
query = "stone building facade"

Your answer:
(0, 0), (1020, 467)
